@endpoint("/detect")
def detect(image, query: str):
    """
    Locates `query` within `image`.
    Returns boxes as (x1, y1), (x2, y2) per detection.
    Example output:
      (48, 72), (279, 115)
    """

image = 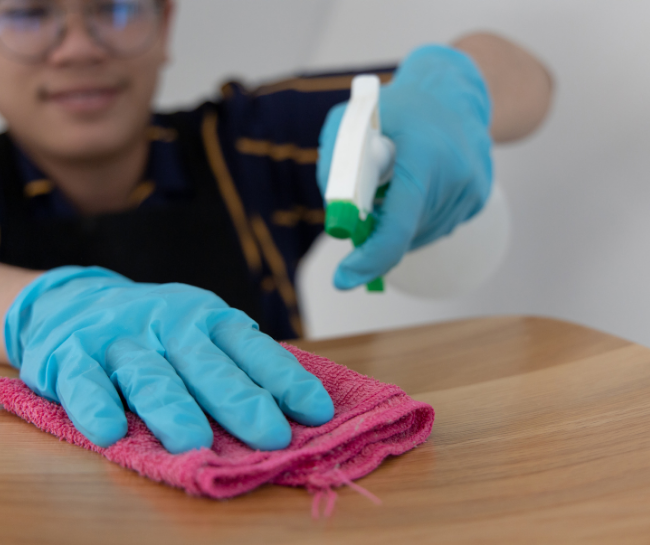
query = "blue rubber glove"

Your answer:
(317, 45), (493, 289)
(4, 266), (334, 454)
